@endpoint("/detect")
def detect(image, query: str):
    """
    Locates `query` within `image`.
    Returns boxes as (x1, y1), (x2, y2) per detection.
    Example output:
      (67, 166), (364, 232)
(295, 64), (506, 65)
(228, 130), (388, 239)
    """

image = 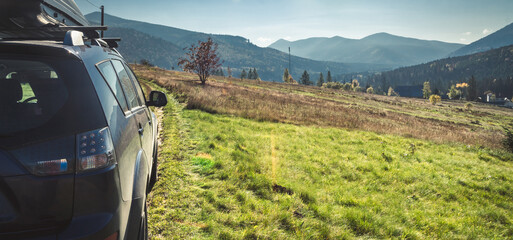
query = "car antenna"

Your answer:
(100, 5), (104, 38)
